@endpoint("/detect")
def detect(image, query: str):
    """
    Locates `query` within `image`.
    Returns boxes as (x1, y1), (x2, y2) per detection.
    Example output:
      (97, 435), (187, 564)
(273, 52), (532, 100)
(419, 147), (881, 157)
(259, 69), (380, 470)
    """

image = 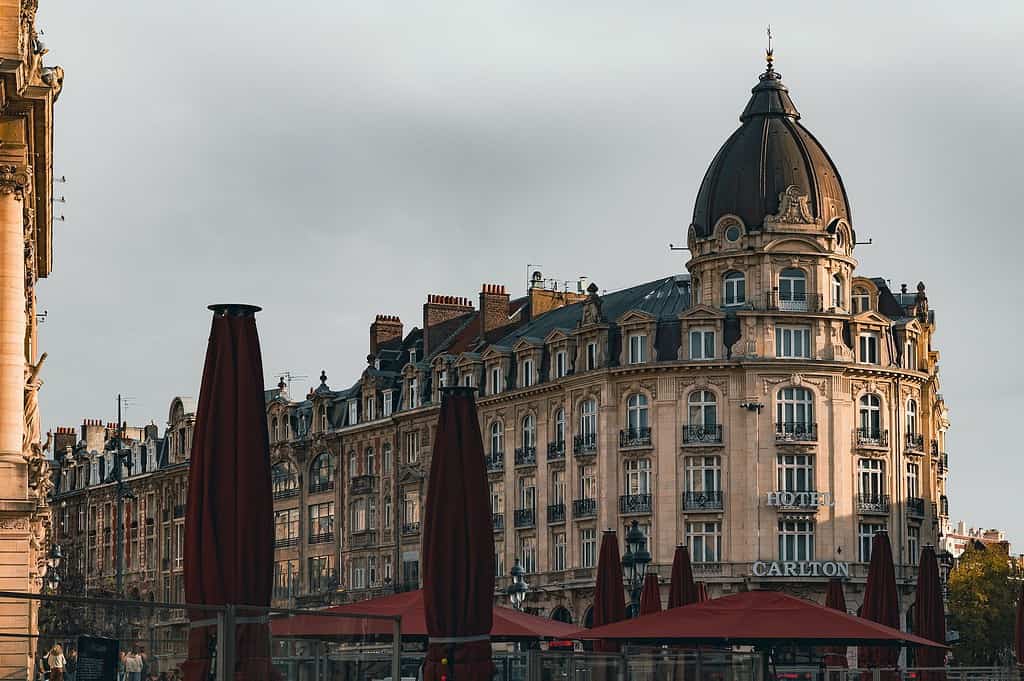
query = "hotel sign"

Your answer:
(766, 491), (835, 508)
(752, 561), (850, 578)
